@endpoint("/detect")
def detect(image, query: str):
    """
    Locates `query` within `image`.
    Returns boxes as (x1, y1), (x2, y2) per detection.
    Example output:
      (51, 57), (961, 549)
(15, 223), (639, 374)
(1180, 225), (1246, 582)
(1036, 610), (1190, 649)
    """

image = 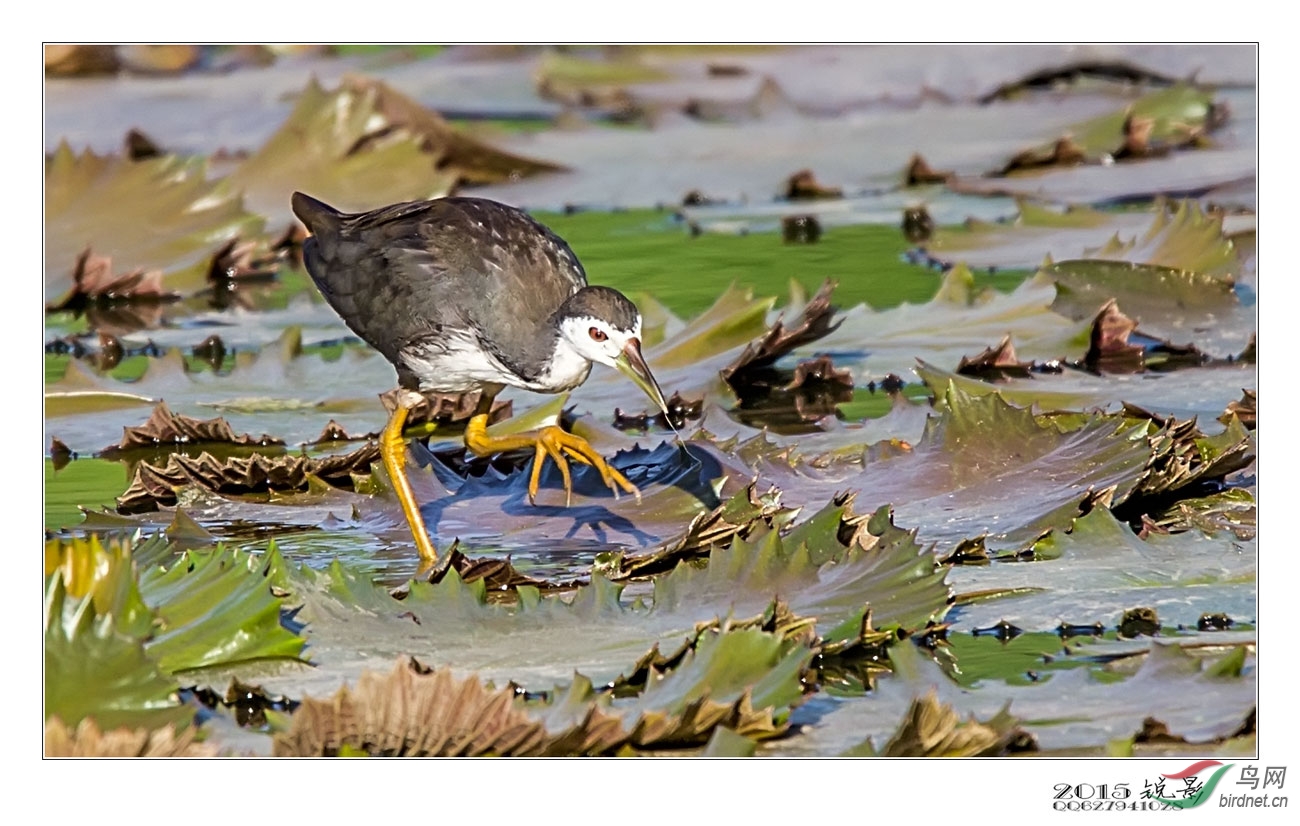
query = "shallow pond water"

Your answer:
(44, 44), (1258, 758)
